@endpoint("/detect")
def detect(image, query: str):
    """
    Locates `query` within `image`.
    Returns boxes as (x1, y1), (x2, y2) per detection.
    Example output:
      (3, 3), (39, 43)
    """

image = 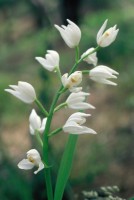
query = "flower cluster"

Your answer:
(5, 19), (119, 176)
